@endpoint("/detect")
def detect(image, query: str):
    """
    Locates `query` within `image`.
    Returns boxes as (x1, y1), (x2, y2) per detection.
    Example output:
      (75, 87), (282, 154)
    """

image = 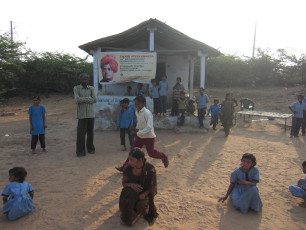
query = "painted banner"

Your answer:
(98, 52), (157, 84)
